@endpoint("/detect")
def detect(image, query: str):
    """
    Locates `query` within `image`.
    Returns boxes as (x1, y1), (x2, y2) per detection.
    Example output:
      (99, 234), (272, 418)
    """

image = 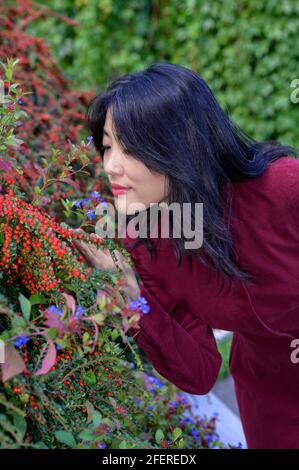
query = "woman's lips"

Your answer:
(112, 188), (131, 196)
